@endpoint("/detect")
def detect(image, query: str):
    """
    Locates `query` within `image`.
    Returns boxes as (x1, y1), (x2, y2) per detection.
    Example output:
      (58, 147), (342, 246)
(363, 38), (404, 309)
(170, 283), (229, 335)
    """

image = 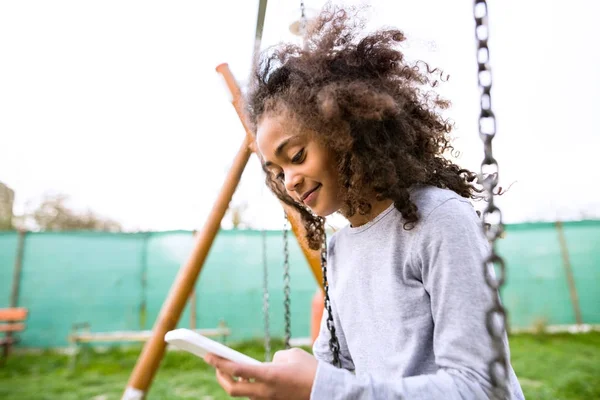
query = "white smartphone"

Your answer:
(164, 328), (262, 366)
